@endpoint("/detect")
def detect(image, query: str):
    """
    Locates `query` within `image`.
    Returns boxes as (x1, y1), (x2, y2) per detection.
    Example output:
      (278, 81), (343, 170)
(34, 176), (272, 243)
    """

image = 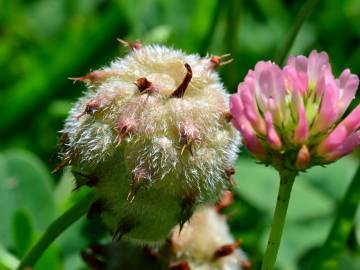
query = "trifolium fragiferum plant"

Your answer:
(58, 42), (240, 244)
